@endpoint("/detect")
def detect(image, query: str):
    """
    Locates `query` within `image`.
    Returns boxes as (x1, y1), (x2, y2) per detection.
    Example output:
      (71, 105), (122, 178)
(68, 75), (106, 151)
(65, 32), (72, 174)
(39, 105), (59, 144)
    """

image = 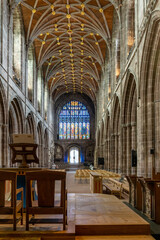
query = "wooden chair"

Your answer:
(0, 171), (23, 230)
(26, 170), (67, 231)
